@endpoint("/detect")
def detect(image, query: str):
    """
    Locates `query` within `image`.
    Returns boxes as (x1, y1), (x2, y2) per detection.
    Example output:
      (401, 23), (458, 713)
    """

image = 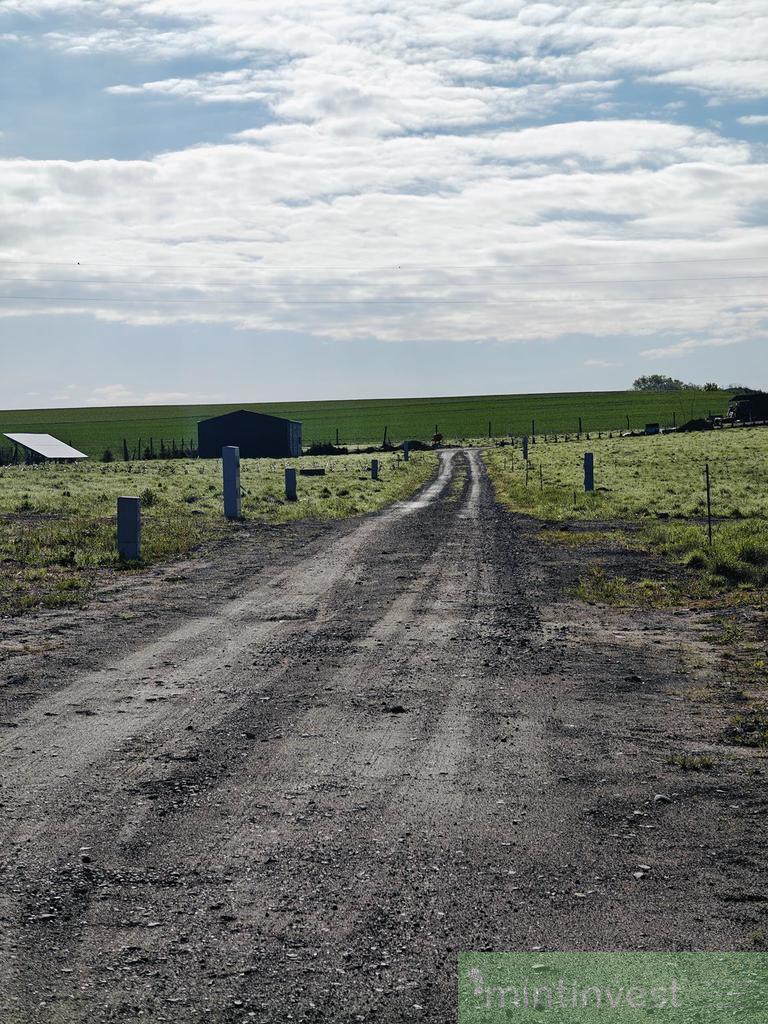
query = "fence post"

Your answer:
(522, 436), (529, 461)
(222, 446), (241, 519)
(285, 467), (297, 501)
(403, 442), (410, 462)
(584, 452), (594, 492)
(117, 496), (141, 561)
(705, 462), (713, 546)
(371, 459), (379, 480)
